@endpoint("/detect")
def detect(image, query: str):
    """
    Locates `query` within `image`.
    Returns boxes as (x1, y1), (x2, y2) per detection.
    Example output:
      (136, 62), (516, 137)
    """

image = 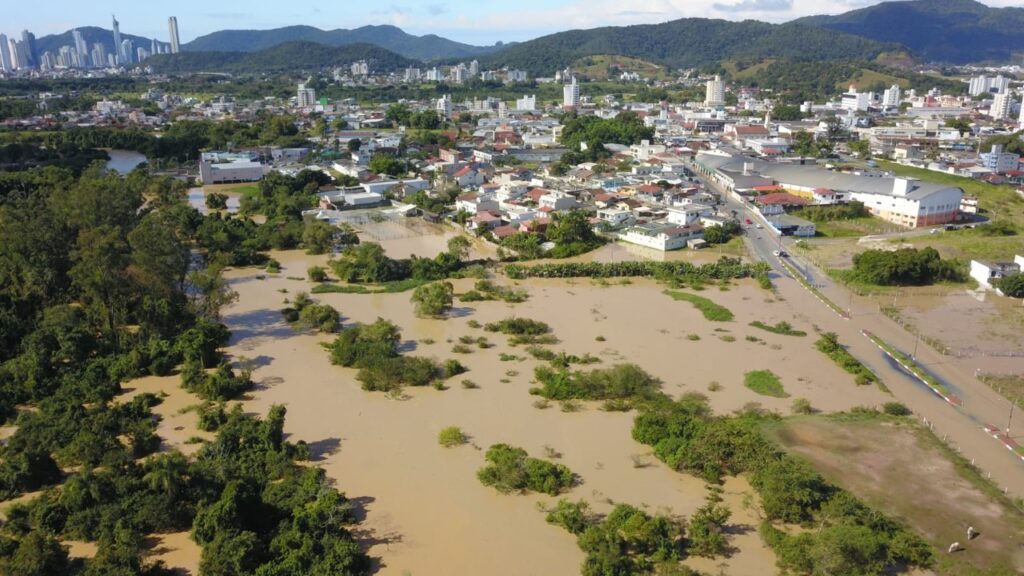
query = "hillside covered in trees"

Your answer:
(795, 0), (1024, 64)
(143, 41), (417, 74)
(183, 24), (506, 61)
(480, 19), (898, 76)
